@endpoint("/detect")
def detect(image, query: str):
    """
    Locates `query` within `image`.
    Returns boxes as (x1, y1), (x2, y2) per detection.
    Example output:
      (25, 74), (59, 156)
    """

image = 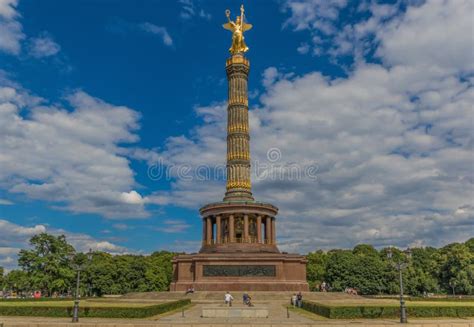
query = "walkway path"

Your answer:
(159, 300), (317, 325)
